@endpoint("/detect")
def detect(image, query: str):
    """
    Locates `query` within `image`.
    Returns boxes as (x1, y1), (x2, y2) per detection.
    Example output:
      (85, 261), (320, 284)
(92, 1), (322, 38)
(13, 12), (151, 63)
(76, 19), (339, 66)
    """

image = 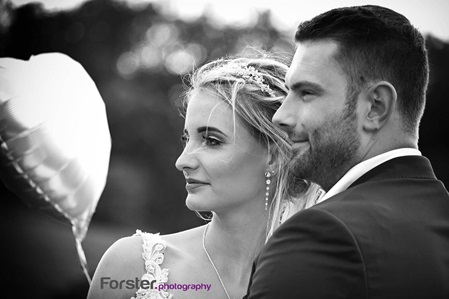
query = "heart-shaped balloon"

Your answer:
(0, 53), (111, 283)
